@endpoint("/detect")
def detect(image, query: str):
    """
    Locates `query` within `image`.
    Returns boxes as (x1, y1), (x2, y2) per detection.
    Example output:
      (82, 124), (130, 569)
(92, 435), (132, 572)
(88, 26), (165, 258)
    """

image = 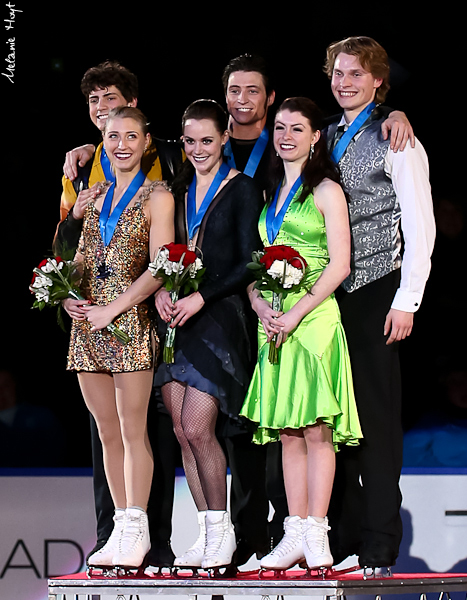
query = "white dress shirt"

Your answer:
(337, 114), (436, 312)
